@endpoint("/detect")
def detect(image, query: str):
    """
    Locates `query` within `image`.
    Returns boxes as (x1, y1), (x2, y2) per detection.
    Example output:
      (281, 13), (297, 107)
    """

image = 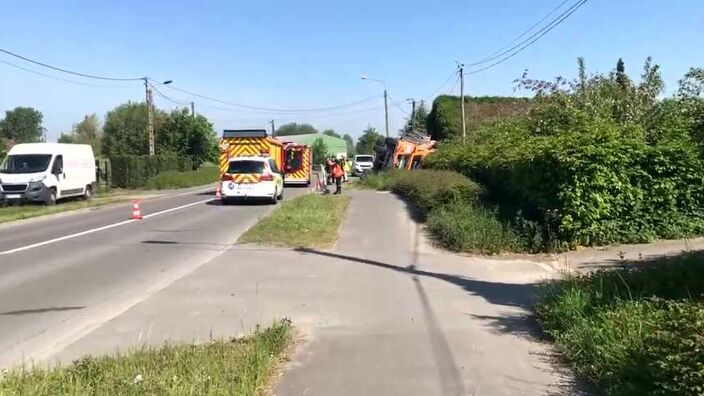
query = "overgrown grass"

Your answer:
(536, 253), (704, 395)
(0, 195), (126, 224)
(427, 202), (521, 254)
(144, 166), (220, 190)
(238, 194), (350, 248)
(0, 319), (292, 396)
(359, 170), (524, 254)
